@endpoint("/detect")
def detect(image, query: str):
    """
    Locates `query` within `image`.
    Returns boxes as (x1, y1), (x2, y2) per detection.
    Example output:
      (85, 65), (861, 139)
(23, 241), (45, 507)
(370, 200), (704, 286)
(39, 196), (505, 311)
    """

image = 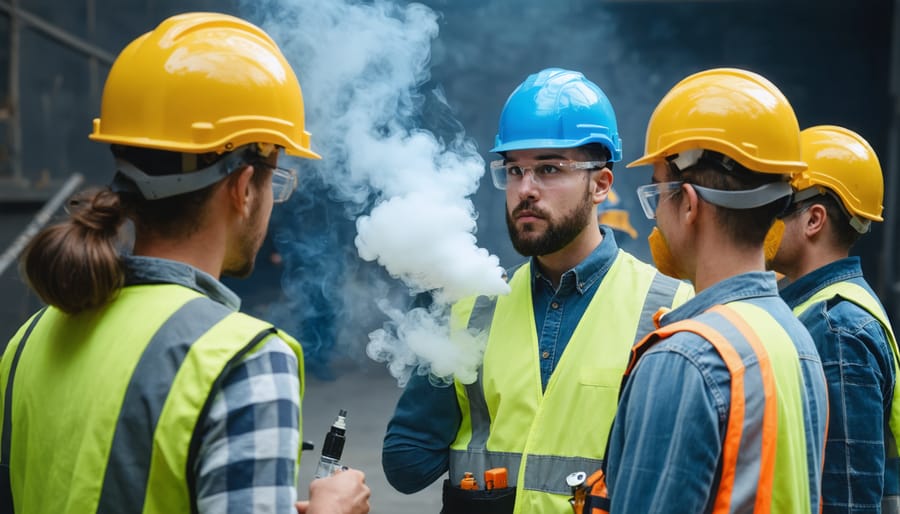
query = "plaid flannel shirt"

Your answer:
(194, 336), (302, 513)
